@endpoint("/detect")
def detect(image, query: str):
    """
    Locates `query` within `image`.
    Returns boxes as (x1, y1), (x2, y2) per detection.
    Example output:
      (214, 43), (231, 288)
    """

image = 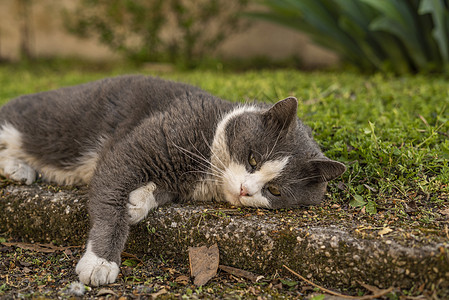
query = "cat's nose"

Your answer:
(240, 185), (251, 197)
